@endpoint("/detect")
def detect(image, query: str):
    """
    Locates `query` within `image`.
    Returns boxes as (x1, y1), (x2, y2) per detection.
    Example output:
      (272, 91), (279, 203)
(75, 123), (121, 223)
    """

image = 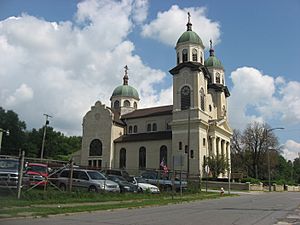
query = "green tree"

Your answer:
(0, 107), (26, 155)
(206, 155), (228, 178)
(293, 157), (300, 183)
